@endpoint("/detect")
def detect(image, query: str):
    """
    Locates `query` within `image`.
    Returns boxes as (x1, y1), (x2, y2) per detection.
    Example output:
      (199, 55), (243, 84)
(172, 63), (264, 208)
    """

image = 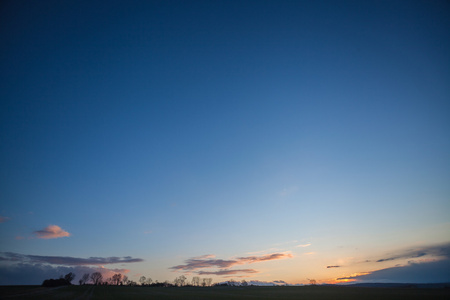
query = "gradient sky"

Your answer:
(1, 0), (449, 285)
